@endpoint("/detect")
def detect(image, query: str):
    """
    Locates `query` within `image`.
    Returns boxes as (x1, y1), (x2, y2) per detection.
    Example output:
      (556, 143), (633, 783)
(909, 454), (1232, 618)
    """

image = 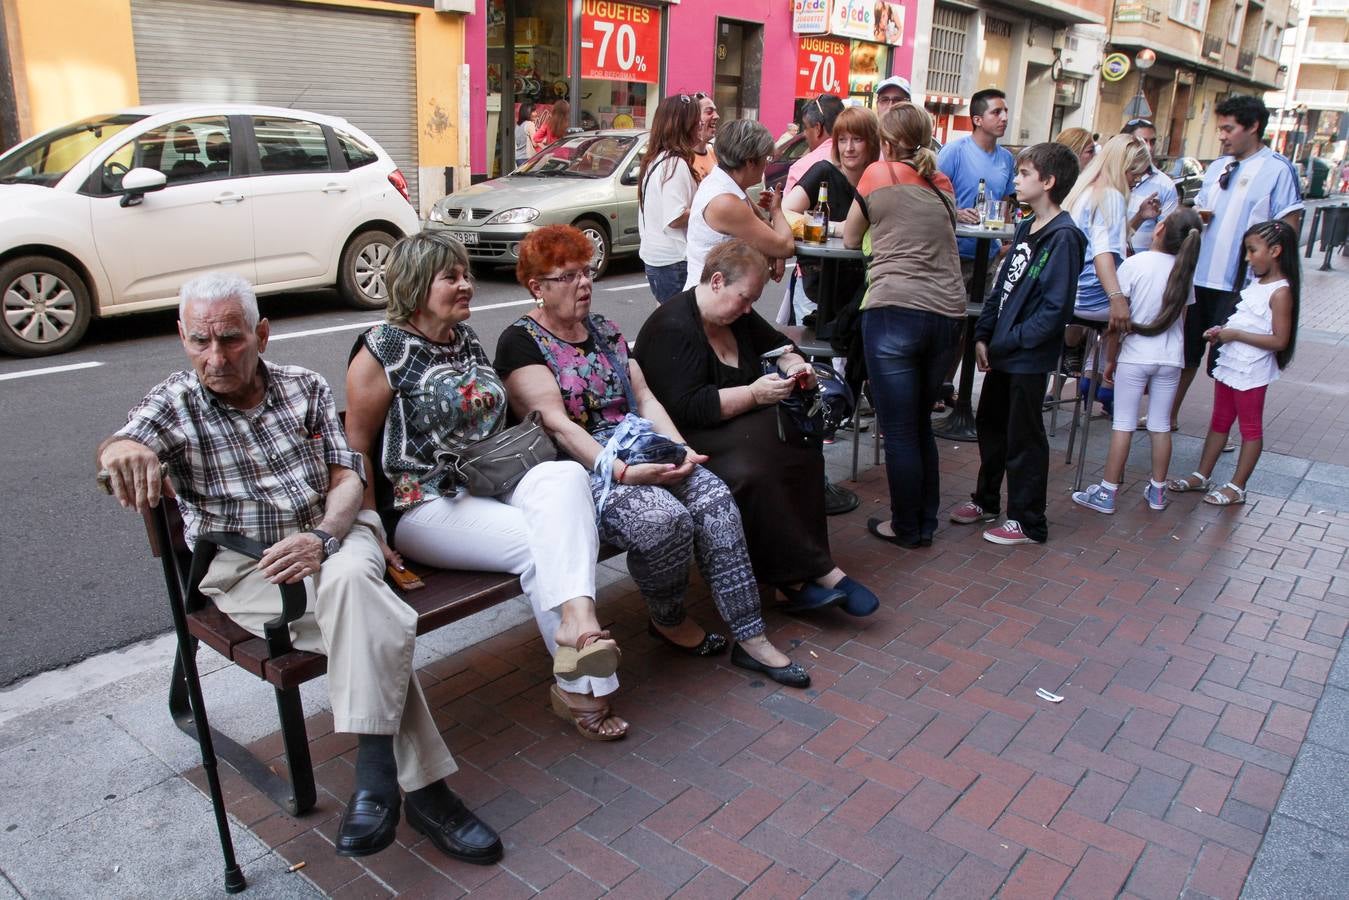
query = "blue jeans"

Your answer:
(862, 307), (962, 544)
(644, 261), (688, 304)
